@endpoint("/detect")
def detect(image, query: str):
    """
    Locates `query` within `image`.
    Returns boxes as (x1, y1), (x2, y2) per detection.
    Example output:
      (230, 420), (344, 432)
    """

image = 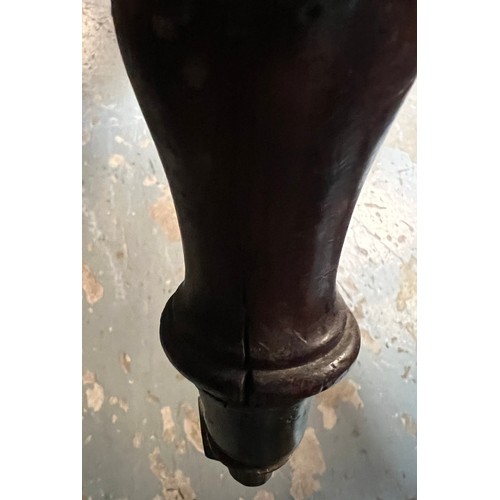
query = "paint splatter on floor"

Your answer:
(108, 154), (126, 169)
(114, 135), (131, 146)
(161, 406), (176, 443)
(109, 396), (129, 413)
(182, 404), (203, 454)
(83, 370), (96, 385)
(360, 328), (381, 354)
(137, 137), (152, 149)
(253, 490), (275, 500)
(82, 262), (104, 305)
(396, 255), (417, 312)
(175, 439), (187, 454)
(149, 447), (196, 499)
(86, 382), (104, 412)
(120, 352), (132, 374)
(83, 128), (91, 145)
(353, 299), (367, 322)
(404, 321), (417, 342)
(149, 193), (181, 242)
(316, 379), (364, 430)
(289, 427), (326, 500)
(133, 431), (143, 449)
(143, 175), (158, 186)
